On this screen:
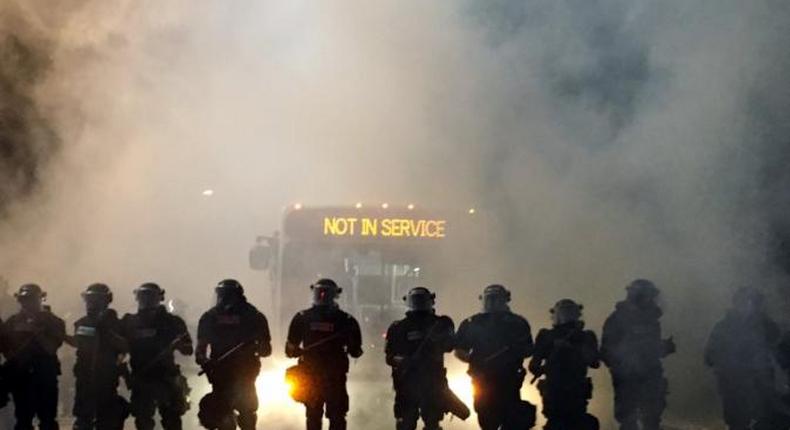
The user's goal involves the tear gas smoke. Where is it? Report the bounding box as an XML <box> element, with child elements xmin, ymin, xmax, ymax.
<box><xmin>1</xmin><ymin>0</ymin><xmax>790</xmax><ymax>428</ymax></box>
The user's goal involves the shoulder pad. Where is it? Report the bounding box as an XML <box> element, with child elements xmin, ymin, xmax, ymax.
<box><xmin>468</xmin><ymin>313</ymin><xmax>486</xmax><ymax>323</ymax></box>
<box><xmin>388</xmin><ymin>319</ymin><xmax>404</xmax><ymax>330</ymax></box>
<box><xmin>437</xmin><ymin>315</ymin><xmax>454</xmax><ymax>325</ymax></box>
<box><xmin>504</xmin><ymin>312</ymin><xmax>527</xmax><ymax>323</ymax></box>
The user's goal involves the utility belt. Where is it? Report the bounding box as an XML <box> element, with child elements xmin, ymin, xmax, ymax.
<box><xmin>131</xmin><ymin>363</ymin><xmax>182</xmax><ymax>380</ymax></box>
<box><xmin>470</xmin><ymin>366</ymin><xmax>526</xmax><ymax>385</ymax></box>
<box><xmin>537</xmin><ymin>377</ymin><xmax>593</xmax><ymax>400</ymax></box>
<box><xmin>393</xmin><ymin>366</ymin><xmax>447</xmax><ymax>391</ymax></box>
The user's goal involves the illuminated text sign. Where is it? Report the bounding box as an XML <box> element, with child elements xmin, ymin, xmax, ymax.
<box><xmin>323</xmin><ymin>217</ymin><xmax>446</xmax><ymax>239</ymax></box>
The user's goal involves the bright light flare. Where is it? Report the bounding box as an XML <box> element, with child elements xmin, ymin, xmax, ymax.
<box><xmin>407</xmin><ymin>203</ymin><xmax>415</xmax><ymax>210</ymax></box>
<box><xmin>254</xmin><ymin>362</ymin><xmax>301</xmax><ymax>413</ymax></box>
<box><xmin>448</xmin><ymin>372</ymin><xmax>475</xmax><ymax>407</ymax></box>
<box><xmin>202</xmin><ymin>189</ymin><xmax>214</xmax><ymax>197</ymax></box>
<box><xmin>381</xmin><ymin>203</ymin><xmax>389</xmax><ymax>209</ymax></box>
<box><xmin>355</xmin><ymin>202</ymin><xmax>363</xmax><ymax>209</ymax></box>
<box><xmin>293</xmin><ymin>203</ymin><xmax>303</xmax><ymax>210</ymax></box>
<box><xmin>468</xmin><ymin>208</ymin><xmax>476</xmax><ymax>215</ymax></box>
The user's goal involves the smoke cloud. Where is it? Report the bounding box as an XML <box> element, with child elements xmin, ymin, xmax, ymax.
<box><xmin>1</xmin><ymin>0</ymin><xmax>790</xmax><ymax>428</ymax></box>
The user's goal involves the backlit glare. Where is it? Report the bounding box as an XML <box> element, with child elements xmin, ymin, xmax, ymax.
<box><xmin>255</xmin><ymin>362</ymin><xmax>302</xmax><ymax>416</ymax></box>
<box><xmin>448</xmin><ymin>372</ymin><xmax>475</xmax><ymax>407</ymax></box>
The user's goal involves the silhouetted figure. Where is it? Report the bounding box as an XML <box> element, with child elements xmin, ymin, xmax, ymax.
<box><xmin>386</xmin><ymin>287</ymin><xmax>456</xmax><ymax>430</ymax></box>
<box><xmin>122</xmin><ymin>283</ymin><xmax>193</xmax><ymax>430</ymax></box>
<box><xmin>706</xmin><ymin>287</ymin><xmax>780</xmax><ymax>430</ymax></box>
<box><xmin>601</xmin><ymin>279</ymin><xmax>676</xmax><ymax>430</ymax></box>
<box><xmin>196</xmin><ymin>279</ymin><xmax>272</xmax><ymax>430</ymax></box>
<box><xmin>0</xmin><ymin>316</ymin><xmax>9</xmax><ymax>410</ymax></box>
<box><xmin>67</xmin><ymin>283</ymin><xmax>129</xmax><ymax>430</ymax></box>
<box><xmin>286</xmin><ymin>278</ymin><xmax>363</xmax><ymax>430</ymax></box>
<box><xmin>530</xmin><ymin>299</ymin><xmax>600</xmax><ymax>430</ymax></box>
<box><xmin>3</xmin><ymin>284</ymin><xmax>66</xmax><ymax>430</ymax></box>
<box><xmin>455</xmin><ymin>284</ymin><xmax>536</xmax><ymax>430</ymax></box>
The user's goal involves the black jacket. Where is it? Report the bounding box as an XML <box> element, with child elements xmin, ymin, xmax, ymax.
<box><xmin>286</xmin><ymin>305</ymin><xmax>363</xmax><ymax>375</ymax></box>
<box><xmin>706</xmin><ymin>310</ymin><xmax>779</xmax><ymax>376</ymax></box>
<box><xmin>3</xmin><ymin>308</ymin><xmax>65</xmax><ymax>376</ymax></box>
<box><xmin>601</xmin><ymin>301</ymin><xmax>670</xmax><ymax>377</ymax></box>
<box><xmin>72</xmin><ymin>309</ymin><xmax>127</xmax><ymax>379</ymax></box>
<box><xmin>529</xmin><ymin>322</ymin><xmax>599</xmax><ymax>383</ymax></box>
<box><xmin>197</xmin><ymin>300</ymin><xmax>271</xmax><ymax>375</ymax></box>
<box><xmin>123</xmin><ymin>306</ymin><xmax>192</xmax><ymax>377</ymax></box>
<box><xmin>455</xmin><ymin>311</ymin><xmax>533</xmax><ymax>377</ymax></box>
<box><xmin>385</xmin><ymin>311</ymin><xmax>454</xmax><ymax>379</ymax></box>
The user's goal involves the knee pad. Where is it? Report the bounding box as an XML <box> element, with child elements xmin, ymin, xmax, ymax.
<box><xmin>328</xmin><ymin>416</ymin><xmax>347</xmax><ymax>430</ymax></box>
<box><xmin>198</xmin><ymin>392</ymin><xmax>234</xmax><ymax>430</ymax></box>
<box><xmin>237</xmin><ymin>412</ymin><xmax>257</xmax><ymax>430</ymax></box>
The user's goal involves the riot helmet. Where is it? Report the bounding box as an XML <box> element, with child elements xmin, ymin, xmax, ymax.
<box><xmin>311</xmin><ymin>278</ymin><xmax>341</xmax><ymax>307</ymax></box>
<box><xmin>480</xmin><ymin>284</ymin><xmax>511</xmax><ymax>313</ymax></box>
<box><xmin>215</xmin><ymin>279</ymin><xmax>245</xmax><ymax>310</ymax></box>
<box><xmin>15</xmin><ymin>283</ymin><xmax>45</xmax><ymax>312</ymax></box>
<box><xmin>82</xmin><ymin>283</ymin><xmax>112</xmax><ymax>316</ymax></box>
<box><xmin>551</xmin><ymin>299</ymin><xmax>583</xmax><ymax>326</ymax></box>
<box><xmin>403</xmin><ymin>287</ymin><xmax>436</xmax><ymax>313</ymax></box>
<box><xmin>626</xmin><ymin>279</ymin><xmax>660</xmax><ymax>308</ymax></box>
<box><xmin>135</xmin><ymin>282</ymin><xmax>165</xmax><ymax>311</ymax></box>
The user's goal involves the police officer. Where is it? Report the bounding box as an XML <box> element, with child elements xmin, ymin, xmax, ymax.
<box><xmin>385</xmin><ymin>287</ymin><xmax>455</xmax><ymax>430</ymax></box>
<box><xmin>455</xmin><ymin>284</ymin><xmax>535</xmax><ymax>430</ymax></box>
<box><xmin>706</xmin><ymin>287</ymin><xmax>780</xmax><ymax>430</ymax></box>
<box><xmin>3</xmin><ymin>283</ymin><xmax>66</xmax><ymax>430</ymax></box>
<box><xmin>285</xmin><ymin>278</ymin><xmax>363</xmax><ymax>430</ymax></box>
<box><xmin>68</xmin><ymin>283</ymin><xmax>129</xmax><ymax>430</ymax></box>
<box><xmin>601</xmin><ymin>279</ymin><xmax>676</xmax><ymax>430</ymax></box>
<box><xmin>196</xmin><ymin>279</ymin><xmax>271</xmax><ymax>430</ymax></box>
<box><xmin>122</xmin><ymin>283</ymin><xmax>193</xmax><ymax>430</ymax></box>
<box><xmin>529</xmin><ymin>299</ymin><xmax>600</xmax><ymax>430</ymax></box>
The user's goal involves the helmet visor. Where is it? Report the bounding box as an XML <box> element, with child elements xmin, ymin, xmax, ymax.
<box><xmin>136</xmin><ymin>289</ymin><xmax>161</xmax><ymax>310</ymax></box>
<box><xmin>312</xmin><ymin>286</ymin><xmax>337</xmax><ymax>306</ymax></box>
<box><xmin>406</xmin><ymin>293</ymin><xmax>434</xmax><ymax>312</ymax></box>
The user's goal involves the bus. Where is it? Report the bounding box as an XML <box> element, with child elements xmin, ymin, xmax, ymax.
<box><xmin>249</xmin><ymin>203</ymin><xmax>490</xmax><ymax>349</ymax></box>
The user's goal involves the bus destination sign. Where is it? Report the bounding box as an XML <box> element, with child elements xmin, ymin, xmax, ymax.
<box><xmin>323</xmin><ymin>216</ymin><xmax>446</xmax><ymax>238</ymax></box>
<box><xmin>283</xmin><ymin>207</ymin><xmax>450</xmax><ymax>242</ymax></box>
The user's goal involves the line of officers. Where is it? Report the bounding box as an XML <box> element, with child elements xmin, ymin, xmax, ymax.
<box><xmin>0</xmin><ymin>278</ymin><xmax>786</xmax><ymax>430</ymax></box>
